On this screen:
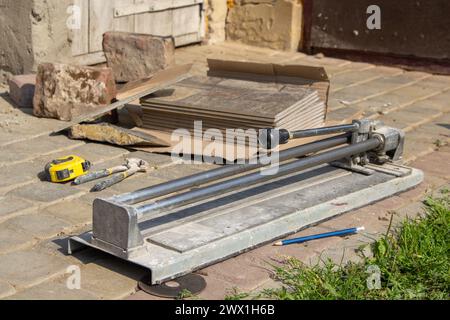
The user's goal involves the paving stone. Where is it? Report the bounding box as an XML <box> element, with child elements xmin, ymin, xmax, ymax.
<box><xmin>77</xmin><ymin>261</ymin><xmax>141</xmax><ymax>300</ymax></box>
<box><xmin>421</xmin><ymin>91</ymin><xmax>450</xmax><ymax>112</ymax></box>
<box><xmin>127</xmin><ymin>151</ymin><xmax>174</xmax><ymax>167</ymax></box>
<box><xmin>332</xmin><ymin>73</ymin><xmax>428</xmax><ymax>104</ymax></box>
<box><xmin>148</xmin><ymin>163</ymin><xmax>216</xmax><ymax>181</ymax></box>
<box><xmin>0</xmin><ymin>195</ymin><xmax>33</xmax><ymax>220</ymax></box>
<box><xmin>3</xmin><ymin>213</ymin><xmax>70</xmax><ymax>240</ymax></box>
<box><xmin>0</xmin><ymin>161</ymin><xmax>44</xmax><ymax>193</ymax></box>
<box><xmin>0</xmin><ymin>134</ymin><xmax>84</xmax><ymax>165</ymax></box>
<box><xmin>398</xmin><ymin>181</ymin><xmax>432</xmax><ymax>202</ymax></box>
<box><xmin>387</xmin><ymin>84</ymin><xmax>441</xmax><ymax>102</ymax></box>
<box><xmin>40</xmin><ymin>199</ymin><xmax>92</xmax><ymax>226</ymax></box>
<box><xmin>78</xmin><ymin>189</ymin><xmax>116</xmax><ymax>205</ymax></box>
<box><xmin>310</xmin><ymin>246</ymin><xmax>363</xmax><ymax>266</ymax></box>
<box><xmin>249</xmin><ymin>238</ymin><xmax>319</xmax><ymax>268</ymax></box>
<box><xmin>6</xmin><ymin>277</ymin><xmax>98</xmax><ymax>300</ymax></box>
<box><xmin>8</xmin><ymin>181</ymin><xmax>83</xmax><ymax>204</ymax></box>
<box><xmin>415</xmin><ymin>76</ymin><xmax>450</xmax><ymax>91</ymax></box>
<box><xmin>201</xmin><ymin>254</ymin><xmax>273</xmax><ymax>291</ymax></box>
<box><xmin>410</xmin><ymin>150</ymin><xmax>450</xmax><ymax>179</ymax></box>
<box><xmin>391</xmin><ymin>201</ymin><xmax>425</xmax><ymax>225</ymax></box>
<box><xmin>108</xmin><ymin>175</ymin><xmax>167</xmax><ymax>194</ymax></box>
<box><xmin>326</xmin><ymin>106</ymin><xmax>363</xmax><ymax>123</ymax></box>
<box><xmin>0</xmin><ymin>249</ymin><xmax>70</xmax><ymax>289</ymax></box>
<box><xmin>377</xmin><ymin>109</ymin><xmax>434</xmax><ymax>131</ymax></box>
<box><xmin>0</xmin><ymin>280</ymin><xmax>16</xmax><ymax>299</ymax></box>
<box><xmin>51</xmin><ymin>142</ymin><xmax>129</xmax><ymax>165</ymax></box>
<box><xmin>126</xmin><ymin>290</ymin><xmax>169</xmax><ymax>300</ymax></box>
<box><xmin>330</xmin><ymin>69</ymin><xmax>390</xmax><ymax>91</ymax></box>
<box><xmin>197</xmin><ymin>276</ymin><xmax>238</xmax><ymax>300</ymax></box>
<box><xmin>403</xmin><ymin>134</ymin><xmax>435</xmax><ymax>162</ymax></box>
<box><xmin>0</xmin><ymin>226</ymin><xmax>37</xmax><ymax>254</ymax></box>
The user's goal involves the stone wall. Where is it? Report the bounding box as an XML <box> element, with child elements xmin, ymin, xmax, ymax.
<box><xmin>205</xmin><ymin>0</ymin><xmax>229</xmax><ymax>44</ymax></box>
<box><xmin>0</xmin><ymin>0</ymin><xmax>34</xmax><ymax>83</ymax></box>
<box><xmin>226</xmin><ymin>0</ymin><xmax>303</xmax><ymax>51</ymax></box>
<box><xmin>0</xmin><ymin>0</ymin><xmax>84</xmax><ymax>84</ymax></box>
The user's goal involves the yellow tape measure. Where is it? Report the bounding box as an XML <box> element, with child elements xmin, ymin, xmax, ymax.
<box><xmin>45</xmin><ymin>155</ymin><xmax>91</xmax><ymax>183</ymax></box>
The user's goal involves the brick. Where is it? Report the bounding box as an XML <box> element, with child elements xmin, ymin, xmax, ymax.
<box><xmin>0</xmin><ymin>280</ymin><xmax>16</xmax><ymax>299</ymax></box>
<box><xmin>8</xmin><ymin>74</ymin><xmax>36</xmax><ymax>108</ymax></box>
<box><xmin>7</xmin><ymin>181</ymin><xmax>83</xmax><ymax>203</ymax></box>
<box><xmin>103</xmin><ymin>32</ymin><xmax>175</xmax><ymax>82</ymax></box>
<box><xmin>0</xmin><ymin>249</ymin><xmax>69</xmax><ymax>289</ymax></box>
<box><xmin>6</xmin><ymin>277</ymin><xmax>98</xmax><ymax>300</ymax></box>
<box><xmin>33</xmin><ymin>63</ymin><xmax>117</xmax><ymax>121</ymax></box>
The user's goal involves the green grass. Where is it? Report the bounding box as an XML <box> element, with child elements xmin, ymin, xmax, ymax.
<box><xmin>263</xmin><ymin>190</ymin><xmax>450</xmax><ymax>300</ymax></box>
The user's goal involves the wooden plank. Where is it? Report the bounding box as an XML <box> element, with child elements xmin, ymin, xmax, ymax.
<box><xmin>89</xmin><ymin>0</ymin><xmax>135</xmax><ymax>53</ymax></box>
<box><xmin>172</xmin><ymin>5</ymin><xmax>200</xmax><ymax>37</ymax></box>
<box><xmin>135</xmin><ymin>4</ymin><xmax>173</xmax><ymax>37</ymax></box>
<box><xmin>70</xmin><ymin>0</ymin><xmax>89</xmax><ymax>56</ymax></box>
<box><xmin>52</xmin><ymin>64</ymin><xmax>193</xmax><ymax>134</ymax></box>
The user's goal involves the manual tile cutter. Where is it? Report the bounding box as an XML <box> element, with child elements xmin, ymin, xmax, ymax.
<box><xmin>68</xmin><ymin>119</ymin><xmax>423</xmax><ymax>284</ymax></box>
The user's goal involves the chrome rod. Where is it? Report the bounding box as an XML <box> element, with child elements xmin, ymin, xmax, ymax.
<box><xmin>115</xmin><ymin>134</ymin><xmax>350</xmax><ymax>205</ymax></box>
<box><xmin>136</xmin><ymin>138</ymin><xmax>381</xmax><ymax>218</ymax></box>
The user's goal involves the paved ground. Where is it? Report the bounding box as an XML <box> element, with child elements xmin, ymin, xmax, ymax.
<box><xmin>0</xmin><ymin>41</ymin><xmax>449</xmax><ymax>300</ymax></box>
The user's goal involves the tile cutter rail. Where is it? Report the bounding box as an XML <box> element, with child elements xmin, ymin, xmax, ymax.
<box><xmin>69</xmin><ymin>119</ymin><xmax>423</xmax><ymax>284</ymax></box>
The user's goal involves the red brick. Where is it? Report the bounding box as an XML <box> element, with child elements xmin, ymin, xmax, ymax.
<box><xmin>8</xmin><ymin>74</ymin><xmax>36</xmax><ymax>108</ymax></box>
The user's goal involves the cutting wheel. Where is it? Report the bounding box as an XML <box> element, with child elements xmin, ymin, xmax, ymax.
<box><xmin>138</xmin><ymin>273</ymin><xmax>207</xmax><ymax>298</ymax></box>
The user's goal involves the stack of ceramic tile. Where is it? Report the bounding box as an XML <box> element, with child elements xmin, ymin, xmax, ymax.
<box><xmin>140</xmin><ymin>76</ymin><xmax>326</xmax><ymax>145</ymax></box>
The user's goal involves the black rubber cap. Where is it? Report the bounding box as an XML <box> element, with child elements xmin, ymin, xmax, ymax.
<box><xmin>258</xmin><ymin>128</ymin><xmax>290</xmax><ymax>149</ymax></box>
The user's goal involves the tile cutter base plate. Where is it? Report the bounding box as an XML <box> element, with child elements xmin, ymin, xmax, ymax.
<box><xmin>69</xmin><ymin>163</ymin><xmax>423</xmax><ymax>284</ymax></box>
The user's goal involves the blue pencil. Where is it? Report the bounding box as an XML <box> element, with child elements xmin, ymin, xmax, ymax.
<box><xmin>274</xmin><ymin>226</ymin><xmax>365</xmax><ymax>246</ymax></box>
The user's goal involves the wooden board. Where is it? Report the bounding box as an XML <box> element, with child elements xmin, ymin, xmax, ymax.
<box><xmin>71</xmin><ymin>0</ymin><xmax>89</xmax><ymax>56</ymax></box>
<box><xmin>89</xmin><ymin>0</ymin><xmax>135</xmax><ymax>52</ymax></box>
